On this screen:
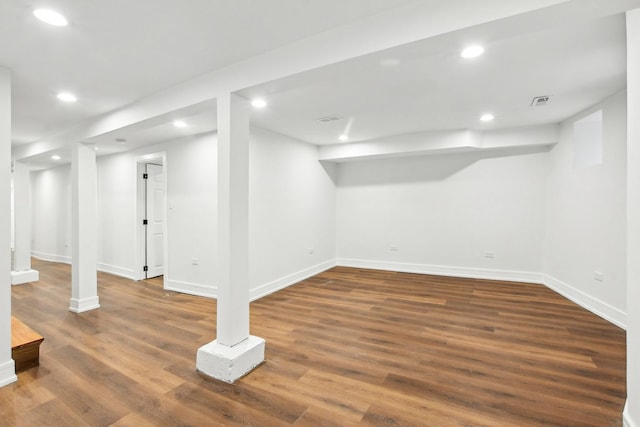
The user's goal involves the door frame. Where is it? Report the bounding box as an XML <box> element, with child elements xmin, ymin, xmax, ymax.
<box><xmin>134</xmin><ymin>152</ymin><xmax>168</xmax><ymax>283</ymax></box>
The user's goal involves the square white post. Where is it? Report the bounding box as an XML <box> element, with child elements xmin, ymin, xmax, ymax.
<box><xmin>196</xmin><ymin>93</ymin><xmax>264</xmax><ymax>383</ymax></box>
<box><xmin>0</xmin><ymin>67</ymin><xmax>16</xmax><ymax>387</ymax></box>
<box><xmin>69</xmin><ymin>143</ymin><xmax>100</xmax><ymax>313</ymax></box>
<box><xmin>625</xmin><ymin>9</ymin><xmax>640</xmax><ymax>427</ymax></box>
<box><xmin>11</xmin><ymin>161</ymin><xmax>38</xmax><ymax>285</ymax></box>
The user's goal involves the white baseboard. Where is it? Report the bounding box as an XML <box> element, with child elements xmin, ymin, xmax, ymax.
<box><xmin>337</xmin><ymin>258</ymin><xmax>544</xmax><ymax>284</ymax></box>
<box><xmin>0</xmin><ymin>360</ymin><xmax>17</xmax><ymax>388</ymax></box>
<box><xmin>32</xmin><ymin>251</ymin><xmax>71</xmax><ymax>264</ymax></box>
<box><xmin>337</xmin><ymin>258</ymin><xmax>627</xmax><ymax>329</ymax></box>
<box><xmin>624</xmin><ymin>402</ymin><xmax>637</xmax><ymax>427</ymax></box>
<box><xmin>165</xmin><ymin>279</ymin><xmax>217</xmax><ymax>299</ymax></box>
<box><xmin>97</xmin><ymin>263</ymin><xmax>135</xmax><ymax>280</ymax></box>
<box><xmin>165</xmin><ymin>259</ymin><xmax>336</xmax><ymax>301</ymax></box>
<box><xmin>542</xmin><ymin>274</ymin><xmax>627</xmax><ymax>329</ymax></box>
<box><xmin>69</xmin><ymin>296</ymin><xmax>100</xmax><ymax>313</ymax></box>
<box><xmin>11</xmin><ymin>269</ymin><xmax>39</xmax><ymax>285</ymax></box>
<box><xmin>250</xmin><ymin>259</ymin><xmax>337</xmax><ymax>301</ymax></box>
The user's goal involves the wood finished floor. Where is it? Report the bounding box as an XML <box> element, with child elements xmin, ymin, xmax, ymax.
<box><xmin>0</xmin><ymin>258</ymin><xmax>626</xmax><ymax>426</ymax></box>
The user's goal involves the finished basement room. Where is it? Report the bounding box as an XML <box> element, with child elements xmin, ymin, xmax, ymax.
<box><xmin>2</xmin><ymin>1</ymin><xmax>640</xmax><ymax>426</ymax></box>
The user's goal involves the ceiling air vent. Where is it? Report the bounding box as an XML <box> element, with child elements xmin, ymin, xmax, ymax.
<box><xmin>531</xmin><ymin>96</ymin><xmax>550</xmax><ymax>107</ymax></box>
<box><xmin>316</xmin><ymin>115</ymin><xmax>343</xmax><ymax>123</ymax></box>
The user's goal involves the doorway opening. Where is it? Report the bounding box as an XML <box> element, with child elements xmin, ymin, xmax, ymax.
<box><xmin>135</xmin><ymin>153</ymin><xmax>168</xmax><ymax>284</ymax></box>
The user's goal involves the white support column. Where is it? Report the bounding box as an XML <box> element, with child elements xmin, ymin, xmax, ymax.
<box><xmin>626</xmin><ymin>9</ymin><xmax>640</xmax><ymax>427</ymax></box>
<box><xmin>69</xmin><ymin>143</ymin><xmax>100</xmax><ymax>313</ymax></box>
<box><xmin>0</xmin><ymin>67</ymin><xmax>17</xmax><ymax>387</ymax></box>
<box><xmin>11</xmin><ymin>161</ymin><xmax>38</xmax><ymax>285</ymax></box>
<box><xmin>196</xmin><ymin>93</ymin><xmax>264</xmax><ymax>383</ymax></box>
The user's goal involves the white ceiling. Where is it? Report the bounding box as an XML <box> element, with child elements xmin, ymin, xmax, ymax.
<box><xmin>2</xmin><ymin>1</ymin><xmax>632</xmax><ymax>168</ymax></box>
<box><xmin>240</xmin><ymin>13</ymin><xmax>627</xmax><ymax>145</ymax></box>
<box><xmin>1</xmin><ymin>0</ymin><xmax>415</xmax><ymax>145</ymax></box>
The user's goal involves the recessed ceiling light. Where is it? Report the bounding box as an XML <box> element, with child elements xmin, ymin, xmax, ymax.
<box><xmin>173</xmin><ymin>120</ymin><xmax>187</xmax><ymax>128</ymax></box>
<box><xmin>57</xmin><ymin>92</ymin><xmax>77</xmax><ymax>103</ymax></box>
<box><xmin>461</xmin><ymin>45</ymin><xmax>485</xmax><ymax>59</ymax></box>
<box><xmin>33</xmin><ymin>9</ymin><xmax>68</xmax><ymax>26</ymax></box>
<box><xmin>339</xmin><ymin>134</ymin><xmax>349</xmax><ymax>142</ymax></box>
<box><xmin>51</xmin><ymin>155</ymin><xmax>61</xmax><ymax>160</ymax></box>
<box><xmin>251</xmin><ymin>98</ymin><xmax>267</xmax><ymax>109</ymax></box>
<box><xmin>480</xmin><ymin>113</ymin><xmax>495</xmax><ymax>122</ymax></box>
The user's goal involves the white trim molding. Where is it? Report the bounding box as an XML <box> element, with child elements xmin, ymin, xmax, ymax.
<box><xmin>542</xmin><ymin>274</ymin><xmax>627</xmax><ymax>329</ymax></box>
<box><xmin>165</xmin><ymin>279</ymin><xmax>217</xmax><ymax>299</ymax></box>
<box><xmin>250</xmin><ymin>259</ymin><xmax>337</xmax><ymax>301</ymax></box>
<box><xmin>0</xmin><ymin>360</ymin><xmax>17</xmax><ymax>388</ymax></box>
<box><xmin>97</xmin><ymin>263</ymin><xmax>135</xmax><ymax>280</ymax></box>
<box><xmin>32</xmin><ymin>251</ymin><xmax>71</xmax><ymax>264</ymax></box>
<box><xmin>624</xmin><ymin>399</ymin><xmax>637</xmax><ymax>427</ymax></box>
<box><xmin>11</xmin><ymin>269</ymin><xmax>39</xmax><ymax>285</ymax></box>
<box><xmin>337</xmin><ymin>258</ymin><xmax>544</xmax><ymax>284</ymax></box>
<box><xmin>69</xmin><ymin>296</ymin><xmax>100</xmax><ymax>313</ymax></box>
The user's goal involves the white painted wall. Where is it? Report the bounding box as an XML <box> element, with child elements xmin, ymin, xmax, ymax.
<box><xmin>31</xmin><ymin>165</ymin><xmax>72</xmax><ymax>262</ymax></box>
<box><xmin>249</xmin><ymin>127</ymin><xmax>337</xmax><ymax>299</ymax></box>
<box><xmin>336</xmin><ymin>147</ymin><xmax>548</xmax><ymax>280</ymax></box>
<box><xmin>31</xmin><ymin>128</ymin><xmax>336</xmax><ymax>300</ymax></box>
<box><xmin>96</xmin><ymin>152</ymin><xmax>136</xmax><ymax>278</ymax></box>
<box><xmin>96</xmin><ymin>134</ymin><xmax>217</xmax><ymax>291</ymax></box>
<box><xmin>165</xmin><ymin>134</ymin><xmax>217</xmax><ymax>295</ymax></box>
<box><xmin>625</xmin><ymin>9</ymin><xmax>640</xmax><ymax>427</ymax></box>
<box><xmin>542</xmin><ymin>90</ymin><xmax>627</xmax><ymax>327</ymax></box>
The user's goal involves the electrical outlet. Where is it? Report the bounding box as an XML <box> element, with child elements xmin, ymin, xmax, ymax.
<box><xmin>390</xmin><ymin>245</ymin><xmax>398</xmax><ymax>252</ymax></box>
<box><xmin>191</xmin><ymin>258</ymin><xmax>199</xmax><ymax>266</ymax></box>
<box><xmin>594</xmin><ymin>271</ymin><xmax>604</xmax><ymax>282</ymax></box>
<box><xmin>484</xmin><ymin>251</ymin><xmax>495</xmax><ymax>259</ymax></box>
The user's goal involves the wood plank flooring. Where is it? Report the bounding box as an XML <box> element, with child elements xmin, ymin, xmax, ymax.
<box><xmin>0</xmin><ymin>258</ymin><xmax>626</xmax><ymax>426</ymax></box>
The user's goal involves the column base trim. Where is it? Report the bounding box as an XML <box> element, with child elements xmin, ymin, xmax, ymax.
<box><xmin>0</xmin><ymin>360</ymin><xmax>17</xmax><ymax>388</ymax></box>
<box><xmin>69</xmin><ymin>297</ymin><xmax>100</xmax><ymax>313</ymax></box>
<box><xmin>11</xmin><ymin>269</ymin><xmax>39</xmax><ymax>285</ymax></box>
<box><xmin>196</xmin><ymin>335</ymin><xmax>265</xmax><ymax>383</ymax></box>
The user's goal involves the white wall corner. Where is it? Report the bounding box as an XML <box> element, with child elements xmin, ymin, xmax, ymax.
<box><xmin>164</xmin><ymin>279</ymin><xmax>217</xmax><ymax>299</ymax></box>
<box><xmin>11</xmin><ymin>269</ymin><xmax>39</xmax><ymax>285</ymax></box>
<box><xmin>196</xmin><ymin>335</ymin><xmax>265</xmax><ymax>383</ymax></box>
<box><xmin>0</xmin><ymin>360</ymin><xmax>17</xmax><ymax>388</ymax></box>
<box><xmin>250</xmin><ymin>259</ymin><xmax>337</xmax><ymax>301</ymax></box>
<box><xmin>542</xmin><ymin>274</ymin><xmax>627</xmax><ymax>329</ymax></box>
<box><xmin>69</xmin><ymin>297</ymin><xmax>100</xmax><ymax>313</ymax></box>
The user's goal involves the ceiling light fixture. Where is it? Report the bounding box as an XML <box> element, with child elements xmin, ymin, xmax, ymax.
<box><xmin>339</xmin><ymin>134</ymin><xmax>349</xmax><ymax>142</ymax></box>
<box><xmin>480</xmin><ymin>113</ymin><xmax>495</xmax><ymax>122</ymax></box>
<box><xmin>33</xmin><ymin>9</ymin><xmax>68</xmax><ymax>26</ymax></box>
<box><xmin>51</xmin><ymin>155</ymin><xmax>61</xmax><ymax>160</ymax></box>
<box><xmin>57</xmin><ymin>92</ymin><xmax>77</xmax><ymax>103</ymax></box>
<box><xmin>173</xmin><ymin>120</ymin><xmax>187</xmax><ymax>128</ymax></box>
<box><xmin>251</xmin><ymin>98</ymin><xmax>267</xmax><ymax>109</ymax></box>
<box><xmin>461</xmin><ymin>45</ymin><xmax>485</xmax><ymax>59</ymax></box>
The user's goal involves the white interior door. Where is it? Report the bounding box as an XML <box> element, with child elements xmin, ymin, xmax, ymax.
<box><xmin>145</xmin><ymin>163</ymin><xmax>165</xmax><ymax>279</ymax></box>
